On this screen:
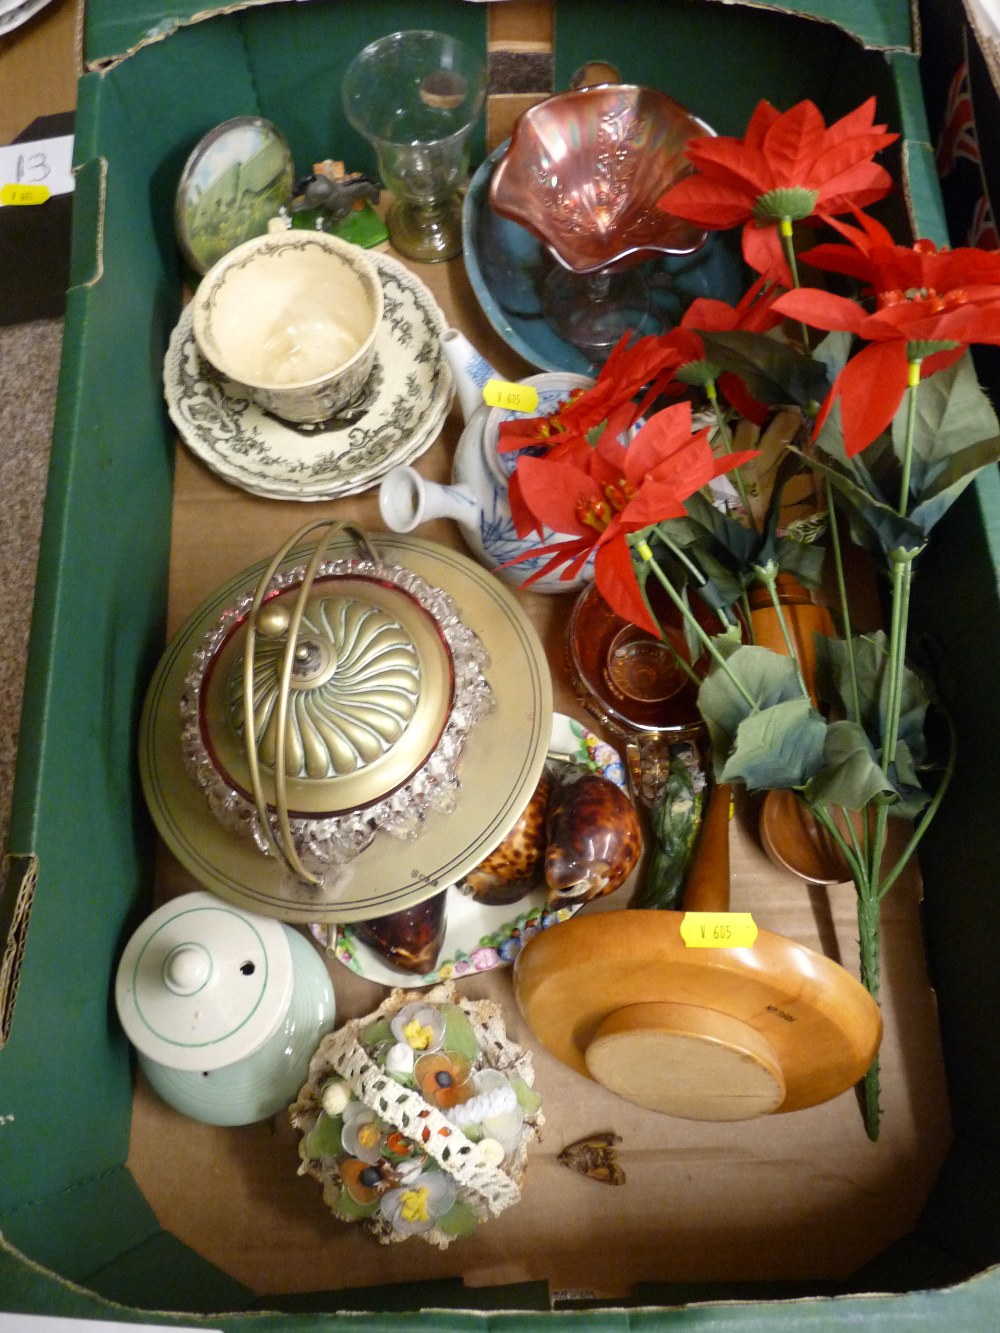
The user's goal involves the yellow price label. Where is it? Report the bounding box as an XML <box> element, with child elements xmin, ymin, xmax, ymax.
<box><xmin>1</xmin><ymin>183</ymin><xmax>50</xmax><ymax>206</ymax></box>
<box><xmin>680</xmin><ymin>912</ymin><xmax>758</xmax><ymax>949</ymax></box>
<box><xmin>482</xmin><ymin>378</ymin><xmax>540</xmax><ymax>414</ymax></box>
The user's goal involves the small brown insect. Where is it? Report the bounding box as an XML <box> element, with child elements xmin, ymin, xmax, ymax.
<box><xmin>558</xmin><ymin>1131</ymin><xmax>625</xmax><ymax>1186</ymax></box>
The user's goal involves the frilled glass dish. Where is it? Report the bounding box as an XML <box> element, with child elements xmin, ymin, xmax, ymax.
<box><xmin>139</xmin><ymin>526</ymin><xmax>553</xmax><ymax>924</ymax></box>
<box><xmin>182</xmin><ymin>553</ymin><xmax>494</xmax><ymax>877</ymax></box>
<box><xmin>488</xmin><ymin>84</ymin><xmax>713</xmax><ymax>276</ymax></box>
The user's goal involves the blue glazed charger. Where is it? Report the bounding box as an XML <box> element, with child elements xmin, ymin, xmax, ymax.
<box><xmin>462</xmin><ymin>141</ymin><xmax>748</xmax><ymax>376</ymax></box>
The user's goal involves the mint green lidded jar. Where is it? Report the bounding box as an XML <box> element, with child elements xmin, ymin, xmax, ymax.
<box><xmin>115</xmin><ymin>891</ymin><xmax>336</xmax><ymax>1125</ymax></box>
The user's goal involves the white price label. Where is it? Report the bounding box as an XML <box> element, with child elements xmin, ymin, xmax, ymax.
<box><xmin>0</xmin><ymin>134</ymin><xmax>74</xmax><ymax>205</ymax></box>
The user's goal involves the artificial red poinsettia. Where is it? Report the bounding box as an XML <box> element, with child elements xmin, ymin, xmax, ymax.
<box><xmin>500</xmin><ymin>334</ymin><xmax>691</xmax><ymax>538</ymax></box>
<box><xmin>512</xmin><ymin>401</ymin><xmax>758</xmax><ymax>630</ymax></box>
<box><xmin>773</xmin><ymin>208</ymin><xmax>1000</xmax><ymax>454</ymax></box>
<box><xmin>498</xmin><ymin>333</ymin><xmax>685</xmax><ymax>458</ymax></box>
<box><xmin>659</xmin><ymin>97</ymin><xmax>898</xmax><ymax>287</ymax></box>
<box><xmin>673</xmin><ymin>273</ymin><xmax>785</xmax><ymax>422</ymax></box>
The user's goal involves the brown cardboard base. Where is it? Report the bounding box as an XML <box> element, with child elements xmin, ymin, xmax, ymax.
<box><xmin>127</xmin><ymin>239</ymin><xmax>952</xmax><ymax>1302</ymax></box>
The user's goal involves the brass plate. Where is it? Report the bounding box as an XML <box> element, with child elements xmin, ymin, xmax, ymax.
<box><xmin>139</xmin><ymin>534</ymin><xmax>553</xmax><ymax>924</ymax></box>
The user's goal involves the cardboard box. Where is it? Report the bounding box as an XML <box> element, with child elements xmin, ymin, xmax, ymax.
<box><xmin>4</xmin><ymin>0</ymin><xmax>1000</xmax><ymax>1324</ymax></box>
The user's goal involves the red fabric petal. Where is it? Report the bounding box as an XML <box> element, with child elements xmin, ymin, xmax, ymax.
<box><xmin>813</xmin><ymin>161</ymin><xmax>894</xmax><ymax>213</ymax></box>
<box><xmin>822</xmin><ymin>97</ymin><xmax>881</xmax><ymax>145</ymax></box>
<box><xmin>922</xmin><ymin>344</ymin><xmax>968</xmax><ymax>378</ymax></box>
<box><xmin>836</xmin><ymin>340</ymin><xmax>910</xmax><ymax>456</ymax></box>
<box><xmin>795</xmin><ymin>239</ymin><xmax>877</xmax><ymax>284</ymax></box>
<box><xmin>742</xmin><ymin>222</ymin><xmax>791</xmax><ymax>286</ymax></box>
<box><xmin>594</xmin><ymin>538</ymin><xmax>658</xmax><ymax>634</ymax></box>
<box><xmin>772</xmin><ymin>287</ymin><xmax>868</xmax><ymax>334</ymax></box>
<box><xmin>761</xmin><ymin>100</ymin><xmax>826</xmax><ymax>187</ymax></box>
<box><xmin>720</xmin><ymin>370</ymin><xmax>770</xmax><ymax>425</ymax></box>
<box><xmin>681</xmin><ymin>297</ymin><xmax>739</xmax><ymax>332</ymax></box>
<box><xmin>658</xmin><ymin>175</ymin><xmax>755</xmax><ymax>228</ymax></box>
<box><xmin>743</xmin><ymin>100</ymin><xmax>782</xmax><ymax>151</ymax></box>
<box><xmin>515</xmin><ymin>457</ymin><xmax>597</xmax><ymax>536</ymax></box>
<box><xmin>621</xmin><ymin>403</ymin><xmax>695</xmax><ymax>482</ymax></box>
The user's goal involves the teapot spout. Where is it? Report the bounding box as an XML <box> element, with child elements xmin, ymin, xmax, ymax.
<box><xmin>379</xmin><ymin>465</ymin><xmax>481</xmax><ymax>536</ymax></box>
<box><xmin>441</xmin><ymin>328</ymin><xmax>500</xmax><ymax>424</ymax></box>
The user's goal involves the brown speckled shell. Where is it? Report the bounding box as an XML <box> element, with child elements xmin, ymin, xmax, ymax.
<box><xmin>462</xmin><ymin>769</ymin><xmax>553</xmax><ymax>906</ymax></box>
<box><xmin>351</xmin><ymin>890</ymin><xmax>448</xmax><ymax>975</ymax></box>
<box><xmin>544</xmin><ymin>768</ymin><xmax>641</xmax><ymax>904</ymax></box>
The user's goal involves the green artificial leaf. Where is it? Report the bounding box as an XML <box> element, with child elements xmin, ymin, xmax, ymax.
<box><xmin>719</xmin><ymin>696</ymin><xmax>828</xmax><ymax>790</ymax></box>
<box><xmin>510</xmin><ymin>1077</ymin><xmax>543</xmax><ymax>1116</ymax></box>
<box><xmin>891</xmin><ymin>738</ymin><xmax>921</xmax><ymax>789</ymax></box>
<box><xmin>436</xmin><ymin>1200</ymin><xmax>480</xmax><ymax>1238</ymax></box>
<box><xmin>797</xmin><ymin>449</ymin><xmax>925</xmax><ymax>558</ymax></box>
<box><xmin>669</xmin><ymin>494</ymin><xmax>759</xmax><ymax>572</ymax></box>
<box><xmin>301</xmin><ymin>1112</ymin><xmax>344</xmax><ymax>1160</ymax></box>
<box><xmin>362</xmin><ymin>1018</ymin><xmax>394</xmax><ymax>1049</ymax></box>
<box><xmin>814</xmin><ymin>631</ymin><xmax>930</xmax><ymax>764</ymax></box>
<box><xmin>334</xmin><ymin>1187</ymin><xmax>380</xmax><ymax>1221</ymax></box>
<box><xmin>894</xmin><ymin>353</ymin><xmax>1000</xmax><ymax>495</ymax></box>
<box><xmin>887</xmin><ymin>740</ymin><xmax>933</xmax><ymax>818</ymax></box>
<box><xmin>811</xmin><ymin>329</ymin><xmax>854</xmax><ymax>385</ymax></box>
<box><xmin>441</xmin><ymin>1004</ymin><xmax>480</xmax><ymax>1061</ymax></box>
<box><xmin>895</xmin><ymin>666</ymin><xmax>930</xmax><ymax>767</ymax></box>
<box><xmin>909</xmin><ymin>434</ymin><xmax>1000</xmax><ymax>535</ymax></box>
<box><xmin>698</xmin><ymin>644</ymin><xmax>805</xmax><ymax>740</ymax></box>
<box><xmin>775</xmin><ymin>534</ymin><xmax>826</xmax><ymax>589</ymax></box>
<box><xmin>804</xmin><ymin>719</ymin><xmax>894</xmax><ymax>810</ymax></box>
<box><xmin>698</xmin><ymin>329</ymin><xmax>832</xmax><ymax>409</ymax></box>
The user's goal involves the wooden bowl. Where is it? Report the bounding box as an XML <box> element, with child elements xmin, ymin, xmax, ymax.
<box><xmin>513</xmin><ymin>909</ymin><xmax>882</xmax><ymax>1121</ymax></box>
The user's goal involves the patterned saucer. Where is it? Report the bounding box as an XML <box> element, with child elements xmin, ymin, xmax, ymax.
<box><xmin>163</xmin><ymin>250</ymin><xmax>453</xmax><ymax>500</ymax></box>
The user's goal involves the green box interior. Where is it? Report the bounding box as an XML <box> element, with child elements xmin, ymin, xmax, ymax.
<box><xmin>4</xmin><ymin>0</ymin><xmax>1000</xmax><ymax>1324</ymax></box>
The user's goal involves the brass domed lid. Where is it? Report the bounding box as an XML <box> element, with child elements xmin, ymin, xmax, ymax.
<box><xmin>201</xmin><ymin>574</ymin><xmax>453</xmax><ymax>818</ymax></box>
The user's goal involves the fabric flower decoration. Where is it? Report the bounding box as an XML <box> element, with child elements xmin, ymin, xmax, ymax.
<box><xmin>340</xmin><ymin>1157</ymin><xmax>388</xmax><ymax>1206</ymax></box>
<box><xmin>414</xmin><ymin>1049</ymin><xmax>474</xmax><ymax>1110</ymax></box>
<box><xmin>659</xmin><ymin>97</ymin><xmax>898</xmax><ymax>286</ymax></box>
<box><xmin>379</xmin><ymin>1169</ymin><xmax>459</xmax><ymax>1237</ymax></box>
<box><xmin>772</xmin><ymin>207</ymin><xmax>1000</xmax><ymax>455</ymax></box>
<box><xmin>512</xmin><ymin>400</ymin><xmax>759</xmax><ymax>631</ymax></box>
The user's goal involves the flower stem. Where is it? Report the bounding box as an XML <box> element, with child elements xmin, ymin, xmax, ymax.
<box><xmin>779</xmin><ymin>216</ymin><xmax>811</xmax><ymax>349</ymax></box>
<box><xmin>824</xmin><ymin>476</ymin><xmax>862</xmax><ymax>725</ymax></box>
<box><xmin>637</xmin><ymin>541</ymin><xmax>757</xmax><ymax>708</ymax></box>
<box><xmin>899</xmin><ymin>361</ymin><xmax>922</xmax><ymax>513</ymax></box>
<box><xmin>752</xmin><ymin>563</ymin><xmax>810</xmax><ymax>699</ymax></box>
<box><xmin>705</xmin><ymin>380</ymin><xmax>756</xmax><ymax>524</ymax></box>
<box><xmin>857</xmin><ymin>886</ymin><xmax>883</xmax><ymax>1140</ymax></box>
<box><xmin>847</xmin><ymin>365</ymin><xmax>924</xmax><ymax>1142</ymax></box>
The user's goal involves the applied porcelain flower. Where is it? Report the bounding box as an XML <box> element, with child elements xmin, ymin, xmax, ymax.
<box><xmin>341</xmin><ymin>1102</ymin><xmax>385</xmax><ymax>1164</ymax></box>
<box><xmin>390</xmin><ymin>1002</ymin><xmax>446</xmax><ymax>1054</ymax></box>
<box><xmin>379</xmin><ymin>1169</ymin><xmax>459</xmax><ymax>1236</ymax></box>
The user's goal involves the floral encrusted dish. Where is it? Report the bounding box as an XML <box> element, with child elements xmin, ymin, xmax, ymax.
<box><xmin>314</xmin><ymin>714</ymin><xmax>627</xmax><ymax>987</ymax></box>
<box><xmin>290</xmin><ymin>983</ymin><xmax>543</xmax><ymax>1247</ymax></box>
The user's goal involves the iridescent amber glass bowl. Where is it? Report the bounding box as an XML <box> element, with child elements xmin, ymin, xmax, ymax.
<box><xmin>488</xmin><ymin>84</ymin><xmax>713</xmax><ymax>276</ymax></box>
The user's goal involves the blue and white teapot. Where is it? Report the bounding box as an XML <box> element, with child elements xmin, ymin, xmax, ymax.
<box><xmin>378</xmin><ymin>329</ymin><xmax>595</xmax><ymax>594</ymax></box>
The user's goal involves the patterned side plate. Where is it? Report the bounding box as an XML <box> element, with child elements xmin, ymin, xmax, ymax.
<box><xmin>163</xmin><ymin>250</ymin><xmax>454</xmax><ymax>500</ymax></box>
<box><xmin>314</xmin><ymin>714</ymin><xmax>628</xmax><ymax>988</ymax></box>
